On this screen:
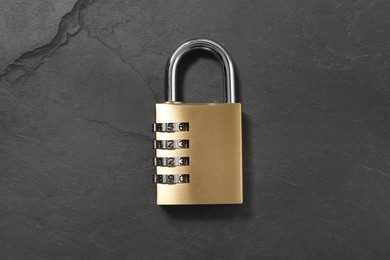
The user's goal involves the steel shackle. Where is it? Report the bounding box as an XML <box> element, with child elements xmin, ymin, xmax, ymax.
<box><xmin>166</xmin><ymin>38</ymin><xmax>236</xmax><ymax>103</ymax></box>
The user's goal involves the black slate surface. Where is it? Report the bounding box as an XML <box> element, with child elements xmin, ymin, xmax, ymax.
<box><xmin>1</xmin><ymin>0</ymin><xmax>390</xmax><ymax>259</ymax></box>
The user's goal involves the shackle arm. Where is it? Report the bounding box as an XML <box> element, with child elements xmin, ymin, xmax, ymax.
<box><xmin>166</xmin><ymin>38</ymin><xmax>236</xmax><ymax>103</ymax></box>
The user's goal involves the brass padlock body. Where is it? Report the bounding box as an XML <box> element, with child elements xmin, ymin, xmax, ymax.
<box><xmin>156</xmin><ymin>102</ymin><xmax>242</xmax><ymax>205</ymax></box>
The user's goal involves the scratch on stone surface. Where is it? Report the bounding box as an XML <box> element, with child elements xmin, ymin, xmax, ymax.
<box><xmin>342</xmin><ymin>199</ymin><xmax>370</xmax><ymax>212</ymax></box>
<box><xmin>277</xmin><ymin>176</ymin><xmax>301</xmax><ymax>190</ymax></box>
<box><xmin>0</xmin><ymin>0</ymin><xmax>92</xmax><ymax>83</ymax></box>
<box><xmin>85</xmin><ymin>119</ymin><xmax>152</xmax><ymax>140</ymax></box>
<box><xmin>358</xmin><ymin>164</ymin><xmax>389</xmax><ymax>177</ymax></box>
<box><xmin>83</xmin><ymin>28</ymin><xmax>158</xmax><ymax>102</ymax></box>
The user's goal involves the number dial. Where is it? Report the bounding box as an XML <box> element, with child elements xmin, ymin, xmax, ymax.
<box><xmin>154</xmin><ymin>174</ymin><xmax>190</xmax><ymax>184</ymax></box>
<box><xmin>153</xmin><ymin>157</ymin><xmax>190</xmax><ymax>167</ymax></box>
<box><xmin>153</xmin><ymin>140</ymin><xmax>189</xmax><ymax>150</ymax></box>
<box><xmin>152</xmin><ymin>122</ymin><xmax>189</xmax><ymax>132</ymax></box>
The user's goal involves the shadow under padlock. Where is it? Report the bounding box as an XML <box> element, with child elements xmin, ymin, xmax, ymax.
<box><xmin>152</xmin><ymin>38</ymin><xmax>244</xmax><ymax>205</ymax></box>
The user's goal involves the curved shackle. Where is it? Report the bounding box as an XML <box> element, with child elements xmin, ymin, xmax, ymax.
<box><xmin>167</xmin><ymin>38</ymin><xmax>236</xmax><ymax>103</ymax></box>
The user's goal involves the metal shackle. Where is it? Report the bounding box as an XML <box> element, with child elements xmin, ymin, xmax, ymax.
<box><xmin>167</xmin><ymin>38</ymin><xmax>236</xmax><ymax>103</ymax></box>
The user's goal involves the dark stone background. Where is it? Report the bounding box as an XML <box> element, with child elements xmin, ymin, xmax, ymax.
<box><xmin>1</xmin><ymin>0</ymin><xmax>389</xmax><ymax>259</ymax></box>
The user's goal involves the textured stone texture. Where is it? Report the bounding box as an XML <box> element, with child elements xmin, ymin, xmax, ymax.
<box><xmin>0</xmin><ymin>0</ymin><xmax>79</xmax><ymax>73</ymax></box>
<box><xmin>1</xmin><ymin>0</ymin><xmax>390</xmax><ymax>259</ymax></box>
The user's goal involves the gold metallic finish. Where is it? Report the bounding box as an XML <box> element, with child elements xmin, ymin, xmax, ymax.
<box><xmin>155</xmin><ymin>102</ymin><xmax>242</xmax><ymax>205</ymax></box>
<box><xmin>154</xmin><ymin>38</ymin><xmax>242</xmax><ymax>205</ymax></box>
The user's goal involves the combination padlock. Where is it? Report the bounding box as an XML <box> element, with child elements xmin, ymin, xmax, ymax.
<box><xmin>152</xmin><ymin>39</ymin><xmax>242</xmax><ymax>205</ymax></box>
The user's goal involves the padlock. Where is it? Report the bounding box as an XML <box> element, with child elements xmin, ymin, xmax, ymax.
<box><xmin>152</xmin><ymin>39</ymin><xmax>242</xmax><ymax>205</ymax></box>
